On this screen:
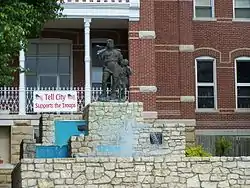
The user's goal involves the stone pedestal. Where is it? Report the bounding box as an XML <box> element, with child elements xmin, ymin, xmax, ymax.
<box><xmin>75</xmin><ymin>102</ymin><xmax>144</xmax><ymax>156</ymax></box>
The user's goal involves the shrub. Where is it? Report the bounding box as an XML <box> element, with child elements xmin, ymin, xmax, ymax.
<box><xmin>185</xmin><ymin>145</ymin><xmax>211</xmax><ymax>157</ymax></box>
<box><xmin>215</xmin><ymin>136</ymin><xmax>232</xmax><ymax>156</ymax></box>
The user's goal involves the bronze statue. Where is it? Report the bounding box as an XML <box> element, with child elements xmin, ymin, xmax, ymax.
<box><xmin>97</xmin><ymin>39</ymin><xmax>123</xmax><ymax>101</ymax></box>
<box><xmin>119</xmin><ymin>59</ymin><xmax>132</xmax><ymax>101</ymax></box>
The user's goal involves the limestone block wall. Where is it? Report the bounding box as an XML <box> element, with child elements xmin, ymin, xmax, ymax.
<box><xmin>84</xmin><ymin>102</ymin><xmax>144</xmax><ymax>123</ymax></box>
<box><xmin>180</xmin><ymin>120</ymin><xmax>196</xmax><ymax>147</ymax></box>
<box><xmin>41</xmin><ymin>103</ymin><xmax>195</xmax><ymax>150</ymax></box>
<box><xmin>145</xmin><ymin>119</ymin><xmax>196</xmax><ymax>147</ymax></box>
<box><xmin>136</xmin><ymin>120</ymin><xmax>185</xmax><ymax>156</ymax></box>
<box><xmin>20</xmin><ymin>139</ymin><xmax>36</xmax><ymax>159</ymax></box>
<box><xmin>69</xmin><ymin>135</ymin><xmax>87</xmax><ymax>156</ymax></box>
<box><xmin>69</xmin><ymin>121</ymin><xmax>185</xmax><ymax>157</ymax></box>
<box><xmin>11</xmin><ymin>120</ymin><xmax>34</xmax><ymax>164</ymax></box>
<box><xmin>41</xmin><ymin>103</ymin><xmax>143</xmax><ymax>145</ymax></box>
<box><xmin>0</xmin><ymin>164</ymin><xmax>14</xmax><ymax>188</ymax></box>
<box><xmin>41</xmin><ymin>114</ymin><xmax>82</xmax><ymax>144</ymax></box>
<box><xmin>14</xmin><ymin>157</ymin><xmax>250</xmax><ymax>188</ymax></box>
<box><xmin>185</xmin><ymin>124</ymin><xmax>196</xmax><ymax>147</ymax></box>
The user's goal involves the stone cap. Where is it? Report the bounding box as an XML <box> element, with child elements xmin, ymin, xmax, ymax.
<box><xmin>21</xmin><ymin>156</ymin><xmax>250</xmax><ymax>164</ymax></box>
<box><xmin>90</xmin><ymin>102</ymin><xmax>143</xmax><ymax>107</ymax></box>
<box><xmin>0</xmin><ymin>164</ymin><xmax>14</xmax><ymax>169</ymax></box>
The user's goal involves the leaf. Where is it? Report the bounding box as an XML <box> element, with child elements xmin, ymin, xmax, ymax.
<box><xmin>0</xmin><ymin>0</ymin><xmax>63</xmax><ymax>86</ymax></box>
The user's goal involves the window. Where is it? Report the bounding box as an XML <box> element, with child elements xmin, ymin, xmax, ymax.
<box><xmin>195</xmin><ymin>57</ymin><xmax>217</xmax><ymax>109</ymax></box>
<box><xmin>92</xmin><ymin>67</ymin><xmax>103</xmax><ymax>88</ymax></box>
<box><xmin>235</xmin><ymin>57</ymin><xmax>250</xmax><ymax>108</ymax></box>
<box><xmin>234</xmin><ymin>0</ymin><xmax>250</xmax><ymax>19</ymax></box>
<box><xmin>25</xmin><ymin>40</ymin><xmax>72</xmax><ymax>88</ymax></box>
<box><xmin>194</xmin><ymin>0</ymin><xmax>214</xmax><ymax>18</ymax></box>
<box><xmin>91</xmin><ymin>42</ymin><xmax>111</xmax><ymax>88</ymax></box>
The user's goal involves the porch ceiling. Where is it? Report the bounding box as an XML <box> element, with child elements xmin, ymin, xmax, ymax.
<box><xmin>44</xmin><ymin>18</ymin><xmax>128</xmax><ymax>29</ymax></box>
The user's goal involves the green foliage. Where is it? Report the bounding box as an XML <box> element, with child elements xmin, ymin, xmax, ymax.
<box><xmin>215</xmin><ymin>136</ymin><xmax>232</xmax><ymax>156</ymax></box>
<box><xmin>0</xmin><ymin>0</ymin><xmax>63</xmax><ymax>86</ymax></box>
<box><xmin>185</xmin><ymin>145</ymin><xmax>212</xmax><ymax>157</ymax></box>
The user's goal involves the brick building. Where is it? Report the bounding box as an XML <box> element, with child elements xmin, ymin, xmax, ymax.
<box><xmin>152</xmin><ymin>0</ymin><xmax>250</xmax><ymax>133</ymax></box>
<box><xmin>1</xmin><ymin>0</ymin><xmax>250</xmax><ymax>162</ymax></box>
<box><xmin>9</xmin><ymin>0</ymin><xmax>250</xmax><ymax>126</ymax></box>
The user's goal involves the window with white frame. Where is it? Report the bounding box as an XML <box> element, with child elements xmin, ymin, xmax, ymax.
<box><xmin>195</xmin><ymin>57</ymin><xmax>217</xmax><ymax>109</ymax></box>
<box><xmin>236</xmin><ymin>57</ymin><xmax>250</xmax><ymax>108</ymax></box>
<box><xmin>25</xmin><ymin>40</ymin><xmax>72</xmax><ymax>88</ymax></box>
<box><xmin>234</xmin><ymin>0</ymin><xmax>250</xmax><ymax>19</ymax></box>
<box><xmin>194</xmin><ymin>0</ymin><xmax>214</xmax><ymax>18</ymax></box>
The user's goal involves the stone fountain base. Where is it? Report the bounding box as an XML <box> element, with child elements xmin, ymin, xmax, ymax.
<box><xmin>69</xmin><ymin>102</ymin><xmax>185</xmax><ymax>157</ymax></box>
<box><xmin>70</xmin><ymin>102</ymin><xmax>144</xmax><ymax>157</ymax></box>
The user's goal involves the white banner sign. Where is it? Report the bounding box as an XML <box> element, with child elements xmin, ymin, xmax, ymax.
<box><xmin>33</xmin><ymin>90</ymin><xmax>78</xmax><ymax>112</ymax></box>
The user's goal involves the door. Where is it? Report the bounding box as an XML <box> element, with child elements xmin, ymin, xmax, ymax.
<box><xmin>0</xmin><ymin>127</ymin><xmax>10</xmax><ymax>163</ymax></box>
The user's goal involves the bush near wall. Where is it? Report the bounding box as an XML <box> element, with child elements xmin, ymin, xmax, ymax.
<box><xmin>185</xmin><ymin>145</ymin><xmax>211</xmax><ymax>157</ymax></box>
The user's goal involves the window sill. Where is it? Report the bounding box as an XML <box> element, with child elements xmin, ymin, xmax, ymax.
<box><xmin>235</xmin><ymin>109</ymin><xmax>250</xmax><ymax>113</ymax></box>
<box><xmin>193</xmin><ymin>18</ymin><xmax>217</xmax><ymax>22</ymax></box>
<box><xmin>195</xmin><ymin>109</ymin><xmax>219</xmax><ymax>113</ymax></box>
<box><xmin>232</xmin><ymin>18</ymin><xmax>250</xmax><ymax>22</ymax></box>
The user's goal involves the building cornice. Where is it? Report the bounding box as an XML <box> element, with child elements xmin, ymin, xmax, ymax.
<box><xmin>62</xmin><ymin>0</ymin><xmax>140</xmax><ymax>21</ymax></box>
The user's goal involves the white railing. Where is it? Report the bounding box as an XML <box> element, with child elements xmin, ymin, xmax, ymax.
<box><xmin>0</xmin><ymin>87</ymin><xmax>129</xmax><ymax>114</ymax></box>
<box><xmin>62</xmin><ymin>0</ymin><xmax>129</xmax><ymax>3</ymax></box>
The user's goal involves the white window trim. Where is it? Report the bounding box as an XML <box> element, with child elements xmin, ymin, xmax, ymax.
<box><xmin>195</xmin><ymin>56</ymin><xmax>217</xmax><ymax>111</ymax></box>
<box><xmin>193</xmin><ymin>0</ymin><xmax>215</xmax><ymax>20</ymax></box>
<box><xmin>27</xmin><ymin>38</ymin><xmax>73</xmax><ymax>88</ymax></box>
<box><xmin>233</xmin><ymin>0</ymin><xmax>250</xmax><ymax>21</ymax></box>
<box><xmin>235</xmin><ymin>56</ymin><xmax>250</xmax><ymax>110</ymax></box>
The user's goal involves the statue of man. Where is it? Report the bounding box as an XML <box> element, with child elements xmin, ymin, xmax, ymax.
<box><xmin>98</xmin><ymin>39</ymin><xmax>123</xmax><ymax>100</ymax></box>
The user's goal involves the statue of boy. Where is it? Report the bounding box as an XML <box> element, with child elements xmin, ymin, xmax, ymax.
<box><xmin>119</xmin><ymin>59</ymin><xmax>132</xmax><ymax>100</ymax></box>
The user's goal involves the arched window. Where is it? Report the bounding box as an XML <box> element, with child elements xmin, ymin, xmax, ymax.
<box><xmin>195</xmin><ymin>56</ymin><xmax>217</xmax><ymax>110</ymax></box>
<box><xmin>235</xmin><ymin>56</ymin><xmax>250</xmax><ymax>109</ymax></box>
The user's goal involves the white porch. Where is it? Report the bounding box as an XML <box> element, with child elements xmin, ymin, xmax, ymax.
<box><xmin>0</xmin><ymin>87</ymin><xmax>129</xmax><ymax>114</ymax></box>
<box><xmin>15</xmin><ymin>0</ymin><xmax>140</xmax><ymax>115</ymax></box>
<box><xmin>61</xmin><ymin>0</ymin><xmax>140</xmax><ymax>21</ymax></box>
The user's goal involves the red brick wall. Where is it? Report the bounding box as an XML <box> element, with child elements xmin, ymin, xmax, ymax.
<box><xmin>154</xmin><ymin>0</ymin><xmax>195</xmax><ymax>119</ymax></box>
<box><xmin>153</xmin><ymin>0</ymin><xmax>250</xmax><ymax>128</ymax></box>
<box><xmin>179</xmin><ymin>1</ymin><xmax>195</xmax><ymax>119</ymax></box>
<box><xmin>129</xmin><ymin>0</ymin><xmax>156</xmax><ymax>112</ymax></box>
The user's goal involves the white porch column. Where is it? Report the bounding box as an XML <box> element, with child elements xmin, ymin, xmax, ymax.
<box><xmin>84</xmin><ymin>18</ymin><xmax>92</xmax><ymax>106</ymax></box>
<box><xmin>19</xmin><ymin>49</ymin><xmax>26</xmax><ymax>115</ymax></box>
